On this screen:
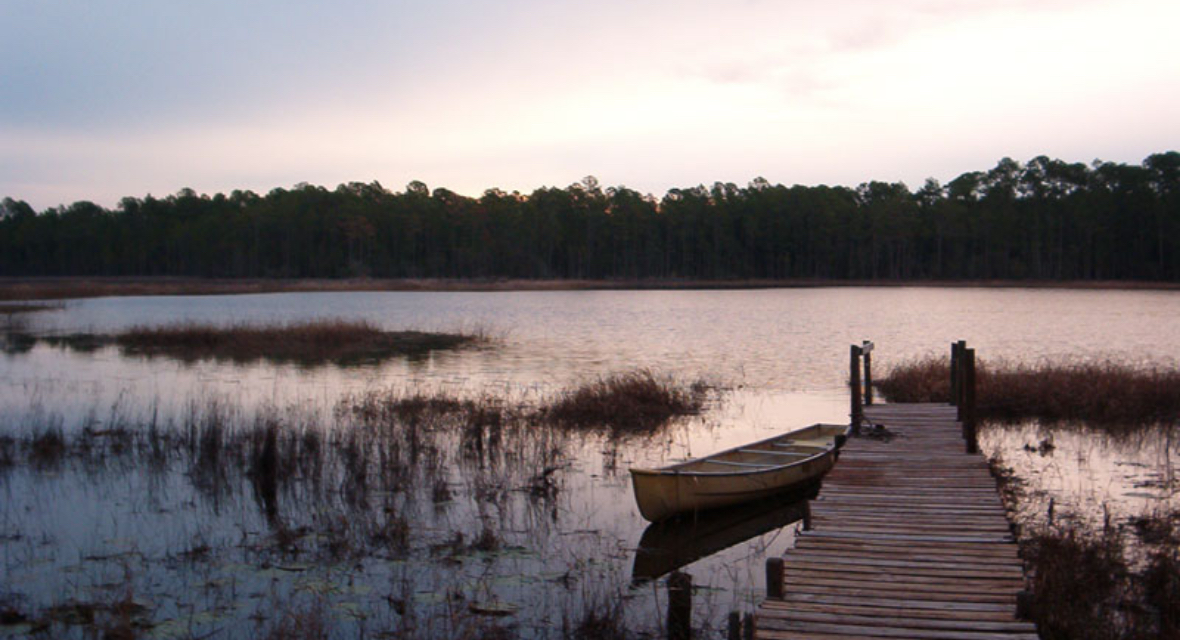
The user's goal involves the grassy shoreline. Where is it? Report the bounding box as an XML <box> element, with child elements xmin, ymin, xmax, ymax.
<box><xmin>3</xmin><ymin>276</ymin><xmax>1180</xmax><ymax>300</ymax></box>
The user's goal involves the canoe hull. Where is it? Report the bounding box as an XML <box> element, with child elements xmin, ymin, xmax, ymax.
<box><xmin>629</xmin><ymin>423</ymin><xmax>847</xmax><ymax>522</ymax></box>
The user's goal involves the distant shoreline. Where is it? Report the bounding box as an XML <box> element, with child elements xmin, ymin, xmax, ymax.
<box><xmin>3</xmin><ymin>276</ymin><xmax>1179</xmax><ymax>301</ymax></box>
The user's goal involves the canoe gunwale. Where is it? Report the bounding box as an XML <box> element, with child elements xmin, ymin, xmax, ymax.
<box><xmin>630</xmin><ymin>448</ymin><xmax>831</xmax><ymax>478</ymax></box>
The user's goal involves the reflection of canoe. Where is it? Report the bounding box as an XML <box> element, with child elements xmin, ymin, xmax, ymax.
<box><xmin>631</xmin><ymin>486</ymin><xmax>816</xmax><ymax>583</ymax></box>
<box><xmin>629</xmin><ymin>423</ymin><xmax>849</xmax><ymax>522</ymax></box>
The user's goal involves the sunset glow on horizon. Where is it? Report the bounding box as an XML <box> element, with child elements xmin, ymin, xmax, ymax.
<box><xmin>2</xmin><ymin>0</ymin><xmax>1178</xmax><ymax>209</ymax></box>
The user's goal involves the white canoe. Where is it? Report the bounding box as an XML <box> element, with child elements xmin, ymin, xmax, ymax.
<box><xmin>629</xmin><ymin>423</ymin><xmax>850</xmax><ymax>522</ymax></box>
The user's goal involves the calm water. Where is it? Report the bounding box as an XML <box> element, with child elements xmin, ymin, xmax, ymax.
<box><xmin>1</xmin><ymin>287</ymin><xmax>1178</xmax><ymax>638</ymax></box>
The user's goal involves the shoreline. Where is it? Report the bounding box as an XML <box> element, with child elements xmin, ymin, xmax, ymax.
<box><xmin>2</xmin><ymin>276</ymin><xmax>1179</xmax><ymax>300</ymax></box>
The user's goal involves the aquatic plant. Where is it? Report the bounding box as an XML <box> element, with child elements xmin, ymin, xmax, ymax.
<box><xmin>26</xmin><ymin>319</ymin><xmax>488</xmax><ymax>366</ymax></box>
<box><xmin>118</xmin><ymin>319</ymin><xmax>485</xmax><ymax>365</ymax></box>
<box><xmin>536</xmin><ymin>370</ymin><xmax>709</xmax><ymax>434</ymax></box>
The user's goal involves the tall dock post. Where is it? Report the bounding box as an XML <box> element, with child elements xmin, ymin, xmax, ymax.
<box><xmin>963</xmin><ymin>347</ymin><xmax>978</xmax><ymax>454</ymax></box>
<box><xmin>849</xmin><ymin>344</ymin><xmax>863</xmax><ymax>433</ymax></box>
<box><xmin>950</xmin><ymin>341</ymin><xmax>961</xmax><ymax>405</ymax></box>
<box><xmin>862</xmin><ymin>340</ymin><xmax>874</xmax><ymax>405</ymax></box>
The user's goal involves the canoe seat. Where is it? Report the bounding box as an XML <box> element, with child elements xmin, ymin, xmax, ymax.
<box><xmin>698</xmin><ymin>460</ymin><xmax>781</xmax><ymax>469</ymax></box>
<box><xmin>773</xmin><ymin>440</ymin><xmax>828</xmax><ymax>449</ymax></box>
<box><xmin>738</xmin><ymin>448</ymin><xmax>809</xmax><ymax>457</ymax></box>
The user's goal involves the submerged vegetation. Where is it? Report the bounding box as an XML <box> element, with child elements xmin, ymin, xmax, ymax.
<box><xmin>877</xmin><ymin>356</ymin><xmax>1180</xmax><ymax>426</ymax></box>
<box><xmin>2</xmin><ymin>152</ymin><xmax>1179</xmax><ymax>282</ymax></box>
<box><xmin>21</xmin><ymin>319</ymin><xmax>487</xmax><ymax>365</ymax></box>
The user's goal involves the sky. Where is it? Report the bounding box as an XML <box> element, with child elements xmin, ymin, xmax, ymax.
<box><xmin>2</xmin><ymin>0</ymin><xmax>1178</xmax><ymax>209</ymax></box>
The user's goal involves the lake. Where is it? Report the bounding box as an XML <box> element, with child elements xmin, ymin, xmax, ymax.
<box><xmin>1</xmin><ymin>287</ymin><xmax>1178</xmax><ymax>638</ymax></box>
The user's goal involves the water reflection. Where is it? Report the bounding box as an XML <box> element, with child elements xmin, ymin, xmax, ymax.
<box><xmin>4</xmin><ymin>288</ymin><xmax>1180</xmax><ymax>636</ymax></box>
<box><xmin>631</xmin><ymin>485</ymin><xmax>816</xmax><ymax>584</ymax></box>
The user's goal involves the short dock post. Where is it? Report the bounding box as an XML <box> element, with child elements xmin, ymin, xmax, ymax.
<box><xmin>765</xmin><ymin>557</ymin><xmax>784</xmax><ymax>599</ymax></box>
<box><xmin>668</xmin><ymin>571</ymin><xmax>692</xmax><ymax>640</ymax></box>
<box><xmin>1016</xmin><ymin>590</ymin><xmax>1035</xmax><ymax>621</ymax></box>
<box><xmin>742</xmin><ymin>613</ymin><xmax>754</xmax><ymax>640</ymax></box>
<box><xmin>964</xmin><ymin>348</ymin><xmax>978</xmax><ymax>454</ymax></box>
<box><xmin>849</xmin><ymin>344</ymin><xmax>863</xmax><ymax>433</ymax></box>
<box><xmin>727</xmin><ymin>612</ymin><xmax>741</xmax><ymax>640</ymax></box>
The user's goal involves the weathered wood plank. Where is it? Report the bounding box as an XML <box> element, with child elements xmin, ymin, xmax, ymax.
<box><xmin>758</xmin><ymin>609</ymin><xmax>1035</xmax><ymax>632</ymax></box>
<box><xmin>761</xmin><ymin>600</ymin><xmax>1020</xmax><ymax>622</ymax></box>
<box><xmin>772</xmin><ymin>592</ymin><xmax>1017</xmax><ymax>613</ymax></box>
<box><xmin>783</xmin><ymin>554</ymin><xmax>1025</xmax><ymax>575</ymax></box>
<box><xmin>799</xmin><ymin>530</ymin><xmax>1014</xmax><ymax>544</ymax></box>
<box><xmin>756</xmin><ymin>618</ymin><xmax>1037</xmax><ymax>640</ymax></box>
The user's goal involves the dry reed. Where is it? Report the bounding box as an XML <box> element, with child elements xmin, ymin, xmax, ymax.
<box><xmin>877</xmin><ymin>356</ymin><xmax>1180</xmax><ymax>426</ymax></box>
<box><xmin>113</xmin><ymin>319</ymin><xmax>482</xmax><ymax>364</ymax></box>
<box><xmin>536</xmin><ymin>370</ymin><xmax>708</xmax><ymax>433</ymax></box>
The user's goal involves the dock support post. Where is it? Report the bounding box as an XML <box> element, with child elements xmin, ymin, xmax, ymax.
<box><xmin>850</xmin><ymin>344</ymin><xmax>863</xmax><ymax>433</ymax></box>
<box><xmin>950</xmin><ymin>341</ymin><xmax>961</xmax><ymax>406</ymax></box>
<box><xmin>742</xmin><ymin>613</ymin><xmax>754</xmax><ymax>640</ymax></box>
<box><xmin>964</xmin><ymin>348</ymin><xmax>978</xmax><ymax>454</ymax></box>
<box><xmin>1016</xmin><ymin>590</ymin><xmax>1035</xmax><ymax>621</ymax></box>
<box><xmin>668</xmin><ymin>571</ymin><xmax>692</xmax><ymax>640</ymax></box>
<box><xmin>955</xmin><ymin>341</ymin><xmax>968</xmax><ymax>420</ymax></box>
<box><xmin>727</xmin><ymin>612</ymin><xmax>741</xmax><ymax>640</ymax></box>
<box><xmin>862</xmin><ymin>341</ymin><xmax>873</xmax><ymax>405</ymax></box>
<box><xmin>765</xmin><ymin>557</ymin><xmax>784</xmax><ymax>600</ymax></box>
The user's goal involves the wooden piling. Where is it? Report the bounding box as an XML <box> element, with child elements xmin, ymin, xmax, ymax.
<box><xmin>862</xmin><ymin>340</ymin><xmax>874</xmax><ymax>405</ymax></box>
<box><xmin>765</xmin><ymin>557</ymin><xmax>784</xmax><ymax>600</ymax></box>
<box><xmin>849</xmin><ymin>344</ymin><xmax>863</xmax><ymax>432</ymax></box>
<box><xmin>950</xmin><ymin>341</ymin><xmax>961</xmax><ymax>406</ymax></box>
<box><xmin>964</xmin><ymin>347</ymin><xmax>978</xmax><ymax>454</ymax></box>
<box><xmin>728</xmin><ymin>612</ymin><xmax>741</xmax><ymax>640</ymax></box>
<box><xmin>668</xmin><ymin>571</ymin><xmax>692</xmax><ymax>640</ymax></box>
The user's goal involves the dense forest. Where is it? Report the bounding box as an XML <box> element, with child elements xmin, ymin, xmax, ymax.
<box><xmin>2</xmin><ymin>152</ymin><xmax>1178</xmax><ymax>281</ymax></box>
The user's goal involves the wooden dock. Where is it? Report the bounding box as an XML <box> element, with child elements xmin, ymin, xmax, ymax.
<box><xmin>753</xmin><ymin>401</ymin><xmax>1038</xmax><ymax>639</ymax></box>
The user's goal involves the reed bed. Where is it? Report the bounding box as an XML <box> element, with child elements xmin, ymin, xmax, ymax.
<box><xmin>1021</xmin><ymin>515</ymin><xmax>1180</xmax><ymax>640</ymax></box>
<box><xmin>29</xmin><ymin>319</ymin><xmax>486</xmax><ymax>365</ymax></box>
<box><xmin>536</xmin><ymin>370</ymin><xmax>709</xmax><ymax>434</ymax></box>
<box><xmin>877</xmin><ymin>356</ymin><xmax>1180</xmax><ymax>426</ymax></box>
<box><xmin>0</xmin><ymin>302</ymin><xmax>61</xmax><ymax>314</ymax></box>
<box><xmin>117</xmin><ymin>320</ymin><xmax>484</xmax><ymax>364</ymax></box>
<box><xmin>0</xmin><ymin>370</ymin><xmax>716</xmax><ymax>638</ymax></box>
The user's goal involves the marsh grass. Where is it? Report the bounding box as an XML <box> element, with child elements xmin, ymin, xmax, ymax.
<box><xmin>115</xmin><ymin>319</ymin><xmax>485</xmax><ymax>365</ymax></box>
<box><xmin>537</xmin><ymin>370</ymin><xmax>709</xmax><ymax>434</ymax></box>
<box><xmin>877</xmin><ymin>356</ymin><xmax>1180</xmax><ymax>427</ymax></box>
<box><xmin>1020</xmin><ymin>515</ymin><xmax>1180</xmax><ymax>640</ymax></box>
<box><xmin>0</xmin><ymin>372</ymin><xmax>716</xmax><ymax>638</ymax></box>
<box><xmin>0</xmin><ymin>303</ymin><xmax>61</xmax><ymax>314</ymax></box>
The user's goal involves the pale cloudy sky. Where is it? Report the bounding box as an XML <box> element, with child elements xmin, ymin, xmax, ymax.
<box><xmin>2</xmin><ymin>0</ymin><xmax>1177</xmax><ymax>209</ymax></box>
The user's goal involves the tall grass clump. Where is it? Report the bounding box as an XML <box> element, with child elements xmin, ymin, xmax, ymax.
<box><xmin>537</xmin><ymin>370</ymin><xmax>708</xmax><ymax>434</ymax></box>
<box><xmin>1024</xmin><ymin>528</ymin><xmax>1130</xmax><ymax>640</ymax></box>
<box><xmin>1022</xmin><ymin>514</ymin><xmax>1180</xmax><ymax>640</ymax></box>
<box><xmin>877</xmin><ymin>357</ymin><xmax>1180</xmax><ymax>427</ymax></box>
<box><xmin>112</xmin><ymin>319</ymin><xmax>484</xmax><ymax>365</ymax></box>
<box><xmin>873</xmin><ymin>355</ymin><xmax>949</xmax><ymax>403</ymax></box>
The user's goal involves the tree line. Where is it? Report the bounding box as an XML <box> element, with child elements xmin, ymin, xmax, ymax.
<box><xmin>2</xmin><ymin>152</ymin><xmax>1178</xmax><ymax>282</ymax></box>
